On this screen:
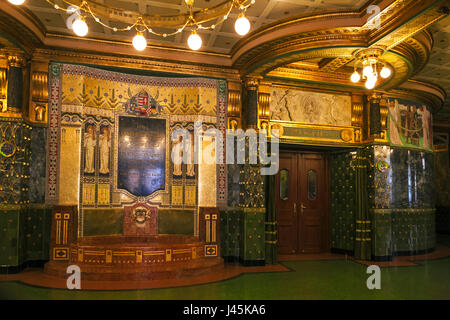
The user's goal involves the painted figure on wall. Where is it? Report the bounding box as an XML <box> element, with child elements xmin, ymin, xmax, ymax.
<box><xmin>388</xmin><ymin>99</ymin><xmax>402</xmax><ymax>145</ymax></box>
<box><xmin>172</xmin><ymin>135</ymin><xmax>183</xmax><ymax>177</ymax></box>
<box><xmin>418</xmin><ymin>105</ymin><xmax>431</xmax><ymax>149</ymax></box>
<box><xmin>387</xmin><ymin>98</ymin><xmax>432</xmax><ymax>150</ymax></box>
<box><xmin>187</xmin><ymin>130</ymin><xmax>195</xmax><ymax>178</ymax></box>
<box><xmin>84</xmin><ymin>124</ymin><xmax>96</xmax><ymax>174</ymax></box>
<box><xmin>99</xmin><ymin>125</ymin><xmax>111</xmax><ymax>174</ymax></box>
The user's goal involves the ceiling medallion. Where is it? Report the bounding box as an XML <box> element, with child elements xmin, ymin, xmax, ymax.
<box><xmin>9</xmin><ymin>0</ymin><xmax>255</xmax><ymax>51</ymax></box>
<box><xmin>350</xmin><ymin>48</ymin><xmax>392</xmax><ymax>90</ymax></box>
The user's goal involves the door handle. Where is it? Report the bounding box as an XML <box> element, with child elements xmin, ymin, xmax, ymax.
<box><xmin>293</xmin><ymin>203</ymin><xmax>297</xmax><ymax>214</ymax></box>
<box><xmin>300</xmin><ymin>203</ymin><xmax>306</xmax><ymax>215</ymax></box>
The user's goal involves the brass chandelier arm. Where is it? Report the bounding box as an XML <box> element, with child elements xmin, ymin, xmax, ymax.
<box><xmin>51</xmin><ymin>0</ymin><xmax>249</xmax><ymax>28</ymax></box>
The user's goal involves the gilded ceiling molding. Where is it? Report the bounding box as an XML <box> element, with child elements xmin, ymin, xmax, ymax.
<box><xmin>378</xmin><ymin>79</ymin><xmax>446</xmax><ymax>112</ymax></box>
<box><xmin>231</xmin><ymin>0</ymin><xmax>446</xmax><ymax>94</ymax></box>
<box><xmin>369</xmin><ymin>0</ymin><xmax>449</xmax><ymax>50</ymax></box>
<box><xmin>61</xmin><ymin>0</ymin><xmax>235</xmax><ymax>28</ymax></box>
<box><xmin>0</xmin><ymin>2</ymin><xmax>44</xmax><ymax>55</ymax></box>
<box><xmin>259</xmin><ymin>28</ymin><xmax>432</xmax><ymax>92</ymax></box>
<box><xmin>231</xmin><ymin>0</ymin><xmax>437</xmax><ymax>70</ymax></box>
<box><xmin>31</xmin><ymin>48</ymin><xmax>241</xmax><ymax>81</ymax></box>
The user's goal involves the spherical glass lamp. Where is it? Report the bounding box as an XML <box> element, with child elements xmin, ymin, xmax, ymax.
<box><xmin>132</xmin><ymin>32</ymin><xmax>147</xmax><ymax>51</ymax></box>
<box><xmin>234</xmin><ymin>14</ymin><xmax>251</xmax><ymax>36</ymax></box>
<box><xmin>187</xmin><ymin>31</ymin><xmax>202</xmax><ymax>51</ymax></box>
<box><xmin>72</xmin><ymin>17</ymin><xmax>88</xmax><ymax>37</ymax></box>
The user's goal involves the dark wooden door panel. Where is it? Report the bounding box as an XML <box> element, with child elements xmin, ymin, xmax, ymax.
<box><xmin>276</xmin><ymin>150</ymin><xmax>328</xmax><ymax>255</ymax></box>
<box><xmin>299</xmin><ymin>153</ymin><xmax>326</xmax><ymax>253</ymax></box>
<box><xmin>276</xmin><ymin>152</ymin><xmax>298</xmax><ymax>254</ymax></box>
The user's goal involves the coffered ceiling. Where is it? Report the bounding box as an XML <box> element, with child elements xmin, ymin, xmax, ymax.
<box><xmin>413</xmin><ymin>16</ymin><xmax>450</xmax><ymax>121</ymax></box>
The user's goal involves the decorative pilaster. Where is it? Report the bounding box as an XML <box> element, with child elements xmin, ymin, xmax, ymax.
<box><xmin>369</xmin><ymin>93</ymin><xmax>382</xmax><ymax>138</ymax></box>
<box><xmin>0</xmin><ymin>68</ymin><xmax>7</xmax><ymax>112</ymax></box>
<box><xmin>30</xmin><ymin>71</ymin><xmax>48</xmax><ymax>123</ymax></box>
<box><xmin>244</xmin><ymin>76</ymin><xmax>260</xmax><ymax>129</ymax></box>
<box><xmin>257</xmin><ymin>81</ymin><xmax>271</xmax><ymax>131</ymax></box>
<box><xmin>199</xmin><ymin>207</ymin><xmax>220</xmax><ymax>258</ymax></box>
<box><xmin>354</xmin><ymin>148</ymin><xmax>372</xmax><ymax>260</ymax></box>
<box><xmin>6</xmin><ymin>54</ymin><xmax>26</xmax><ymax>114</ymax></box>
<box><xmin>228</xmin><ymin>89</ymin><xmax>241</xmax><ymax>131</ymax></box>
<box><xmin>49</xmin><ymin>205</ymin><xmax>77</xmax><ymax>262</ymax></box>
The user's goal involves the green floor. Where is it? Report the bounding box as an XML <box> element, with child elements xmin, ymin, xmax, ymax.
<box><xmin>1</xmin><ymin>234</ymin><xmax>450</xmax><ymax>300</ymax></box>
<box><xmin>1</xmin><ymin>256</ymin><xmax>449</xmax><ymax>300</ymax></box>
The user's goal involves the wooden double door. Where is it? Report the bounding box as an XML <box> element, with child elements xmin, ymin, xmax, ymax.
<box><xmin>276</xmin><ymin>151</ymin><xmax>328</xmax><ymax>254</ymax></box>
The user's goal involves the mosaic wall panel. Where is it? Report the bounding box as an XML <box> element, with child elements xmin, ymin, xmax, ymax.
<box><xmin>330</xmin><ymin>151</ymin><xmax>356</xmax><ymax>253</ymax></box>
<box><xmin>28</xmin><ymin>126</ymin><xmax>47</xmax><ymax>203</ymax></box>
<box><xmin>47</xmin><ymin>63</ymin><xmax>228</xmax><ymax>236</ymax></box>
<box><xmin>0</xmin><ymin>205</ymin><xmax>52</xmax><ymax>267</ymax></box>
<box><xmin>0</xmin><ymin>119</ymin><xmax>31</xmax><ymax>205</ymax></box>
<box><xmin>60</xmin><ymin>126</ymin><xmax>81</xmax><ymax>205</ymax></box>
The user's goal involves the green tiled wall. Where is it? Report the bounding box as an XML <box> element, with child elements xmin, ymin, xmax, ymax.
<box><xmin>219</xmin><ymin>207</ymin><xmax>241</xmax><ymax>259</ymax></box>
<box><xmin>392</xmin><ymin>209</ymin><xmax>435</xmax><ymax>253</ymax></box>
<box><xmin>370</xmin><ymin>208</ymin><xmax>435</xmax><ymax>256</ymax></box>
<box><xmin>219</xmin><ymin>207</ymin><xmax>265</xmax><ymax>264</ymax></box>
<box><xmin>370</xmin><ymin>209</ymin><xmax>393</xmax><ymax>257</ymax></box>
<box><xmin>0</xmin><ymin>205</ymin><xmax>52</xmax><ymax>267</ymax></box>
<box><xmin>239</xmin><ymin>208</ymin><xmax>265</xmax><ymax>263</ymax></box>
<box><xmin>330</xmin><ymin>151</ymin><xmax>356</xmax><ymax>253</ymax></box>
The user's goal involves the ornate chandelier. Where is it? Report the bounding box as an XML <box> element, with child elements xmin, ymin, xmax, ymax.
<box><xmin>8</xmin><ymin>0</ymin><xmax>255</xmax><ymax>51</ymax></box>
<box><xmin>350</xmin><ymin>48</ymin><xmax>392</xmax><ymax>90</ymax></box>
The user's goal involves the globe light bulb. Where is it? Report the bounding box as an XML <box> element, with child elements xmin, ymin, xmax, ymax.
<box><xmin>72</xmin><ymin>17</ymin><xmax>88</xmax><ymax>37</ymax></box>
<box><xmin>132</xmin><ymin>32</ymin><xmax>147</xmax><ymax>51</ymax></box>
<box><xmin>380</xmin><ymin>66</ymin><xmax>391</xmax><ymax>78</ymax></box>
<box><xmin>234</xmin><ymin>14</ymin><xmax>251</xmax><ymax>36</ymax></box>
<box><xmin>365</xmin><ymin>78</ymin><xmax>377</xmax><ymax>90</ymax></box>
<box><xmin>188</xmin><ymin>31</ymin><xmax>202</xmax><ymax>51</ymax></box>
<box><xmin>362</xmin><ymin>65</ymin><xmax>373</xmax><ymax>78</ymax></box>
<box><xmin>8</xmin><ymin>0</ymin><xmax>25</xmax><ymax>5</ymax></box>
<box><xmin>350</xmin><ymin>71</ymin><xmax>361</xmax><ymax>83</ymax></box>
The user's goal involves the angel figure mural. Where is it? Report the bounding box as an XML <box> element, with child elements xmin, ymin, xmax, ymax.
<box><xmin>186</xmin><ymin>130</ymin><xmax>195</xmax><ymax>178</ymax></box>
<box><xmin>388</xmin><ymin>99</ymin><xmax>402</xmax><ymax>145</ymax></box>
<box><xmin>418</xmin><ymin>105</ymin><xmax>431</xmax><ymax>149</ymax></box>
<box><xmin>172</xmin><ymin>135</ymin><xmax>183</xmax><ymax>177</ymax></box>
<box><xmin>99</xmin><ymin>125</ymin><xmax>111</xmax><ymax>174</ymax></box>
<box><xmin>84</xmin><ymin>124</ymin><xmax>96</xmax><ymax>174</ymax></box>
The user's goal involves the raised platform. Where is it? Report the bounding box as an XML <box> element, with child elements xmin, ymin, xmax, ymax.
<box><xmin>45</xmin><ymin>235</ymin><xmax>223</xmax><ymax>281</ymax></box>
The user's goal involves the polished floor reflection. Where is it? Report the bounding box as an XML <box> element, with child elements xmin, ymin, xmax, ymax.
<box><xmin>1</xmin><ymin>235</ymin><xmax>449</xmax><ymax>300</ymax></box>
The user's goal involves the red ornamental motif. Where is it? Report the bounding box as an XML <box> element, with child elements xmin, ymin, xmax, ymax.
<box><xmin>137</xmin><ymin>94</ymin><xmax>148</xmax><ymax>109</ymax></box>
